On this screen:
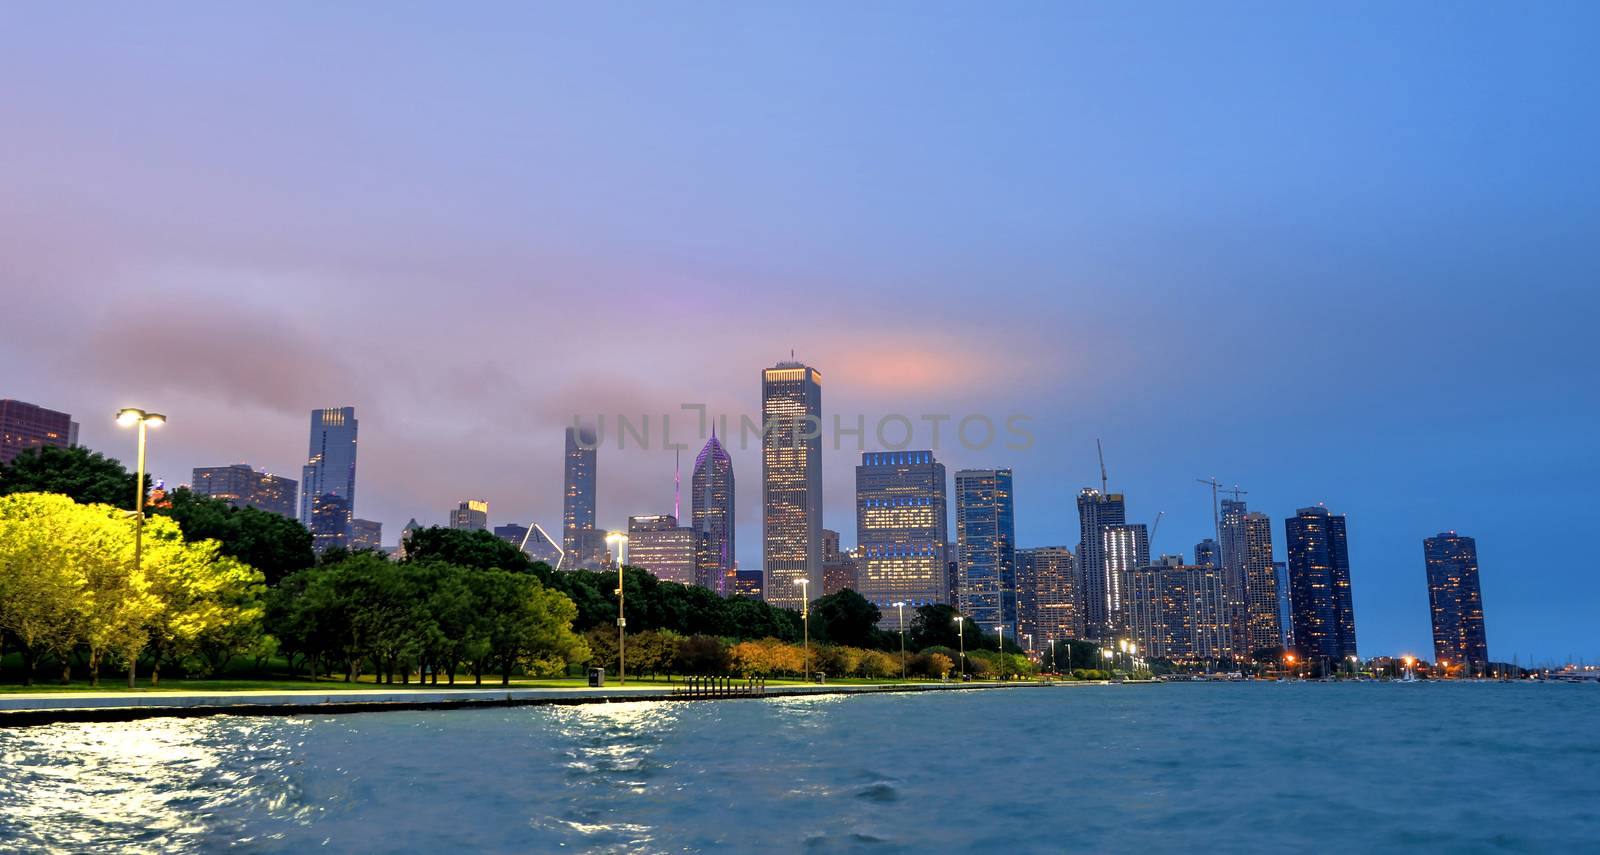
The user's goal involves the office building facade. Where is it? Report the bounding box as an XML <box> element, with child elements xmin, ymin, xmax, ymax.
<box><xmin>761</xmin><ymin>362</ymin><xmax>822</xmax><ymax>608</ymax></box>
<box><xmin>561</xmin><ymin>425</ymin><xmax>601</xmax><ymax>570</ymax></box>
<box><xmin>628</xmin><ymin>514</ymin><xmax>697</xmax><ymax>585</ymax></box>
<box><xmin>691</xmin><ymin>431</ymin><xmax>736</xmax><ymax>593</ymax></box>
<box><xmin>955</xmin><ymin>468</ymin><xmax>1016</xmax><ymax>637</ymax></box>
<box><xmin>300</xmin><ymin>407</ymin><xmax>358</xmax><ymax>552</ymax></box>
<box><xmin>190</xmin><ymin>464</ymin><xmax>297</xmax><ymax>518</ymax></box>
<box><xmin>1076</xmin><ymin>489</ymin><xmax>1127</xmax><ymax>640</ymax></box>
<box><xmin>0</xmin><ymin>400</ymin><xmax>77</xmax><ymax>465</ymax></box>
<box><xmin>855</xmin><ymin>450</ymin><xmax>948</xmax><ymax>626</ymax></box>
<box><xmin>1017</xmin><ymin>546</ymin><xmax>1080</xmax><ymax>646</ymax></box>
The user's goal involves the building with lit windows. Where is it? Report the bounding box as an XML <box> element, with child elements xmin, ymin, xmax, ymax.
<box><xmin>0</xmin><ymin>400</ymin><xmax>77</xmax><ymax>465</ymax></box>
<box><xmin>1017</xmin><ymin>546</ymin><xmax>1080</xmax><ymax>645</ymax></box>
<box><xmin>351</xmin><ymin>518</ymin><xmax>383</xmax><ymax>551</ymax></box>
<box><xmin>856</xmin><ymin>450</ymin><xmax>948</xmax><ymax>627</ymax></box>
<box><xmin>448</xmin><ymin>499</ymin><xmax>489</xmax><ymax>531</ymax></box>
<box><xmin>1424</xmin><ymin>531</ymin><xmax>1488</xmax><ymax>666</ymax></box>
<box><xmin>1103</xmin><ymin>522</ymin><xmax>1149</xmax><ymax>634</ymax></box>
<box><xmin>955</xmin><ymin>468</ymin><xmax>1015</xmax><ymax>637</ymax></box>
<box><xmin>1194</xmin><ymin>538</ymin><xmax>1220</xmax><ymax>568</ymax></box>
<box><xmin>691</xmin><ymin>431</ymin><xmax>736</xmax><ymax>593</ymax></box>
<box><xmin>191</xmin><ymin>463</ymin><xmax>297</xmax><ymax>518</ymax></box>
<box><xmin>561</xmin><ymin>425</ymin><xmax>601</xmax><ymax>570</ymax></box>
<box><xmin>628</xmin><ymin>514</ymin><xmax>697</xmax><ymax>585</ymax></box>
<box><xmin>494</xmin><ymin>523</ymin><xmax>529</xmax><ymax>547</ymax></box>
<box><xmin>1242</xmin><ymin>512</ymin><xmax>1283</xmax><ymax>656</ymax></box>
<box><xmin>1286</xmin><ymin>505</ymin><xmax>1358</xmax><ymax>664</ymax></box>
<box><xmin>761</xmin><ymin>361</ymin><xmax>822</xmax><ymax>608</ymax></box>
<box><xmin>1128</xmin><ymin>555</ymin><xmax>1233</xmax><ymax>662</ymax></box>
<box><xmin>300</xmin><ymin>407</ymin><xmax>358</xmax><ymax>552</ymax></box>
<box><xmin>1076</xmin><ymin>488</ymin><xmax>1126</xmax><ymax>640</ymax></box>
<box><xmin>821</xmin><ymin>528</ymin><xmax>859</xmax><ymax>595</ymax></box>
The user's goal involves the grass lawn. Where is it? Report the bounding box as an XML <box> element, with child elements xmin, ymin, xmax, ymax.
<box><xmin>0</xmin><ymin>673</ymin><xmax>954</xmax><ymax>695</ymax></box>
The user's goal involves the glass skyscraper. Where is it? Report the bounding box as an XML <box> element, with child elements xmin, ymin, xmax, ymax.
<box><xmin>1103</xmin><ymin>522</ymin><xmax>1150</xmax><ymax>634</ymax></box>
<box><xmin>856</xmin><ymin>450</ymin><xmax>948</xmax><ymax>627</ymax></box>
<box><xmin>299</xmin><ymin>407</ymin><xmax>358</xmax><ymax>552</ymax></box>
<box><xmin>561</xmin><ymin>424</ymin><xmax>600</xmax><ymax>570</ymax></box>
<box><xmin>761</xmin><ymin>362</ymin><xmax>822</xmax><ymax>609</ymax></box>
<box><xmin>1285</xmin><ymin>505</ymin><xmax>1358</xmax><ymax>665</ymax></box>
<box><xmin>955</xmin><ymin>468</ymin><xmax>1015</xmax><ymax>637</ymax></box>
<box><xmin>691</xmin><ymin>430</ymin><xmax>736</xmax><ymax>593</ymax></box>
<box><xmin>1424</xmin><ymin>531</ymin><xmax>1488</xmax><ymax>666</ymax></box>
<box><xmin>1076</xmin><ymin>488</ymin><xmax>1126</xmax><ymax>640</ymax></box>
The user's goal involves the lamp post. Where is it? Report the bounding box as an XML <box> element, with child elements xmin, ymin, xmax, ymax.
<box><xmin>605</xmin><ymin>532</ymin><xmax>629</xmax><ymax>685</ymax></box>
<box><xmin>1101</xmin><ymin>648</ymin><xmax>1114</xmax><ymax>676</ymax></box>
<box><xmin>893</xmin><ymin>602</ymin><xmax>906</xmax><ymax>681</ymax></box>
<box><xmin>794</xmin><ymin>577</ymin><xmax>811</xmax><ymax>682</ymax></box>
<box><xmin>1046</xmin><ymin>637</ymin><xmax>1054</xmax><ymax>673</ymax></box>
<box><xmin>955</xmin><ymin>615</ymin><xmax>965</xmax><ymax>680</ymax></box>
<box><xmin>115</xmin><ymin>407</ymin><xmax>165</xmax><ymax>689</ymax></box>
<box><xmin>997</xmin><ymin>623</ymin><xmax>1006</xmax><ymax>681</ymax></box>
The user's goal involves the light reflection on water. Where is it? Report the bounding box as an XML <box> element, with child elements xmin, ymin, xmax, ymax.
<box><xmin>1</xmin><ymin>685</ymin><xmax>1598</xmax><ymax>853</ymax></box>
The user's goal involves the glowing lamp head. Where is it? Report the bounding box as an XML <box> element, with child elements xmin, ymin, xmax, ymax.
<box><xmin>116</xmin><ymin>408</ymin><xmax>166</xmax><ymax>427</ymax></box>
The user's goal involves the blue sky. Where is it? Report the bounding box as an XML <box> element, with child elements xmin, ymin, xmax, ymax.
<box><xmin>2</xmin><ymin>3</ymin><xmax>1596</xmax><ymax>661</ymax></box>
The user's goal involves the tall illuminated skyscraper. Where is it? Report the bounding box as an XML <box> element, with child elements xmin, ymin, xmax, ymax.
<box><xmin>628</xmin><ymin>514</ymin><xmax>698</xmax><ymax>585</ymax></box>
<box><xmin>300</xmin><ymin>407</ymin><xmax>358</xmax><ymax>552</ymax></box>
<box><xmin>691</xmin><ymin>430</ymin><xmax>736</xmax><ymax>593</ymax></box>
<box><xmin>1424</xmin><ymin>532</ymin><xmax>1488</xmax><ymax>666</ymax></box>
<box><xmin>955</xmin><ymin>468</ymin><xmax>1015</xmax><ymax>637</ymax></box>
<box><xmin>856</xmin><ymin>450</ymin><xmax>948</xmax><ymax>627</ymax></box>
<box><xmin>1242</xmin><ymin>512</ymin><xmax>1283</xmax><ymax>656</ymax></box>
<box><xmin>561</xmin><ymin>424</ymin><xmax>600</xmax><ymax>570</ymax></box>
<box><xmin>1076</xmin><ymin>488</ymin><xmax>1126</xmax><ymax>640</ymax></box>
<box><xmin>1103</xmin><ymin>522</ymin><xmax>1150</xmax><ymax>634</ymax></box>
<box><xmin>1217</xmin><ymin>497</ymin><xmax>1252</xmax><ymax>660</ymax></box>
<box><xmin>1285</xmin><ymin>505</ymin><xmax>1358</xmax><ymax>664</ymax></box>
<box><xmin>761</xmin><ymin>361</ymin><xmax>822</xmax><ymax>608</ymax></box>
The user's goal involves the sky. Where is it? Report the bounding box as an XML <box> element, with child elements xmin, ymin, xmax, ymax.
<box><xmin>2</xmin><ymin>2</ymin><xmax>1596</xmax><ymax>662</ymax></box>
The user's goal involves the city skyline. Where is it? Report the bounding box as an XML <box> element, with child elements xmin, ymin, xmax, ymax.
<box><xmin>3</xmin><ymin>4</ymin><xmax>1595</xmax><ymax>660</ymax></box>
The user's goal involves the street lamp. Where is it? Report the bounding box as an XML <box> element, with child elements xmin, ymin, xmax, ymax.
<box><xmin>955</xmin><ymin>615</ymin><xmax>966</xmax><ymax>680</ymax></box>
<box><xmin>893</xmin><ymin>602</ymin><xmax>907</xmax><ymax>681</ymax></box>
<box><xmin>795</xmin><ymin>577</ymin><xmax>811</xmax><ymax>682</ymax></box>
<box><xmin>605</xmin><ymin>531</ymin><xmax>629</xmax><ymax>685</ymax></box>
<box><xmin>997</xmin><ymin>623</ymin><xmax>1006</xmax><ymax>681</ymax></box>
<box><xmin>1101</xmin><ymin>648</ymin><xmax>1114</xmax><ymax>675</ymax></box>
<box><xmin>116</xmin><ymin>407</ymin><xmax>165</xmax><ymax>689</ymax></box>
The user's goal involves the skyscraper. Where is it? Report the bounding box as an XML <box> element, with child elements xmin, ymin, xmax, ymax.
<box><xmin>351</xmin><ymin>518</ymin><xmax>383</xmax><ymax>551</ymax></box>
<box><xmin>0</xmin><ymin>400</ymin><xmax>77</xmax><ymax>465</ymax></box>
<box><xmin>1194</xmin><ymin>538</ymin><xmax>1220</xmax><ymax>568</ymax></box>
<box><xmin>761</xmin><ymin>361</ymin><xmax>822</xmax><ymax>609</ymax></box>
<box><xmin>448</xmin><ymin>499</ymin><xmax>489</xmax><ymax>531</ymax></box>
<box><xmin>561</xmin><ymin>424</ymin><xmax>600</xmax><ymax>570</ymax></box>
<box><xmin>691</xmin><ymin>430</ymin><xmax>736</xmax><ymax>593</ymax></box>
<box><xmin>955</xmin><ymin>468</ymin><xmax>1016</xmax><ymax>637</ymax></box>
<box><xmin>494</xmin><ymin>523</ymin><xmax>529</xmax><ymax>547</ymax></box>
<box><xmin>1217</xmin><ymin>497</ymin><xmax>1252</xmax><ymax>661</ymax></box>
<box><xmin>300</xmin><ymin>407</ymin><xmax>358</xmax><ymax>552</ymax></box>
<box><xmin>1242</xmin><ymin>512</ymin><xmax>1283</xmax><ymax>656</ymax></box>
<box><xmin>1127</xmin><ymin>554</ymin><xmax>1232</xmax><ymax>662</ymax></box>
<box><xmin>1016</xmin><ymin>546</ymin><xmax>1080</xmax><ymax>646</ymax></box>
<box><xmin>856</xmin><ymin>450</ymin><xmax>949</xmax><ymax>626</ymax></box>
<box><xmin>191</xmin><ymin>464</ymin><xmax>297</xmax><ymax>518</ymax></box>
<box><xmin>628</xmin><ymin>514</ymin><xmax>697</xmax><ymax>585</ymax></box>
<box><xmin>1273</xmin><ymin>560</ymin><xmax>1293</xmax><ymax>648</ymax></box>
<box><xmin>1285</xmin><ymin>505</ymin><xmax>1358</xmax><ymax>665</ymax></box>
<box><xmin>518</xmin><ymin>522</ymin><xmax>564</xmax><ymax>567</ymax></box>
<box><xmin>1076</xmin><ymin>488</ymin><xmax>1127</xmax><ymax>640</ymax></box>
<box><xmin>1103</xmin><ymin>522</ymin><xmax>1150</xmax><ymax>635</ymax></box>
<box><xmin>1424</xmin><ymin>532</ymin><xmax>1488</xmax><ymax>666</ymax></box>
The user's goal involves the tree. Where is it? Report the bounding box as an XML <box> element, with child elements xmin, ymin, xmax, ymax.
<box><xmin>810</xmin><ymin>589</ymin><xmax>883</xmax><ymax>649</ymax></box>
<box><xmin>138</xmin><ymin>525</ymin><xmax>266</xmax><ymax>684</ymax></box>
<box><xmin>674</xmin><ymin>635</ymin><xmax>728</xmax><ymax>675</ymax></box>
<box><xmin>0</xmin><ymin>445</ymin><xmax>146</xmax><ymax>509</ymax></box>
<box><xmin>401</xmin><ymin>527</ymin><xmax>538</xmax><ymax>575</ymax></box>
<box><xmin>908</xmin><ymin>604</ymin><xmax>984</xmax><ymax>651</ymax></box>
<box><xmin>153</xmin><ymin>488</ymin><xmax>314</xmax><ymax>586</ymax></box>
<box><xmin>0</xmin><ymin>493</ymin><xmax>89</xmax><ymax>683</ymax></box>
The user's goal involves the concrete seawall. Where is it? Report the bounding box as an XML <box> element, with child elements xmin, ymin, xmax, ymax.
<box><xmin>0</xmin><ymin>680</ymin><xmax>1093</xmax><ymax>728</ymax></box>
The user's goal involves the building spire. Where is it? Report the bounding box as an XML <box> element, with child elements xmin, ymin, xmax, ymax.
<box><xmin>674</xmin><ymin>447</ymin><xmax>681</xmax><ymax>520</ymax></box>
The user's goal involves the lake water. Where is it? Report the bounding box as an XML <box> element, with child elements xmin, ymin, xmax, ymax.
<box><xmin>1</xmin><ymin>683</ymin><xmax>1596</xmax><ymax>853</ymax></box>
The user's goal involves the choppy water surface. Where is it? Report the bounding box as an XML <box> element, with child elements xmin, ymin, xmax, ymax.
<box><xmin>2</xmin><ymin>684</ymin><xmax>1596</xmax><ymax>853</ymax></box>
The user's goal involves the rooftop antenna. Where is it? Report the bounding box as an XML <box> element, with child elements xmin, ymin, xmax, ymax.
<box><xmin>673</xmin><ymin>447</ymin><xmax>681</xmax><ymax>521</ymax></box>
<box><xmin>1096</xmin><ymin>439</ymin><xmax>1109</xmax><ymax>494</ymax></box>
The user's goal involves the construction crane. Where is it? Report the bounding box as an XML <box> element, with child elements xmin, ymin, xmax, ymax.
<box><xmin>1221</xmin><ymin>484</ymin><xmax>1248</xmax><ymax>503</ymax></box>
<box><xmin>1150</xmin><ymin>510</ymin><xmax>1165</xmax><ymax>555</ymax></box>
<box><xmin>1196</xmin><ymin>477</ymin><xmax>1223</xmax><ymax>547</ymax></box>
<box><xmin>1096</xmin><ymin>439</ymin><xmax>1109</xmax><ymax>494</ymax></box>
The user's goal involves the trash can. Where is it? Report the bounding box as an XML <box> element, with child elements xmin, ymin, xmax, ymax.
<box><xmin>588</xmin><ymin>667</ymin><xmax>605</xmax><ymax>687</ymax></box>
